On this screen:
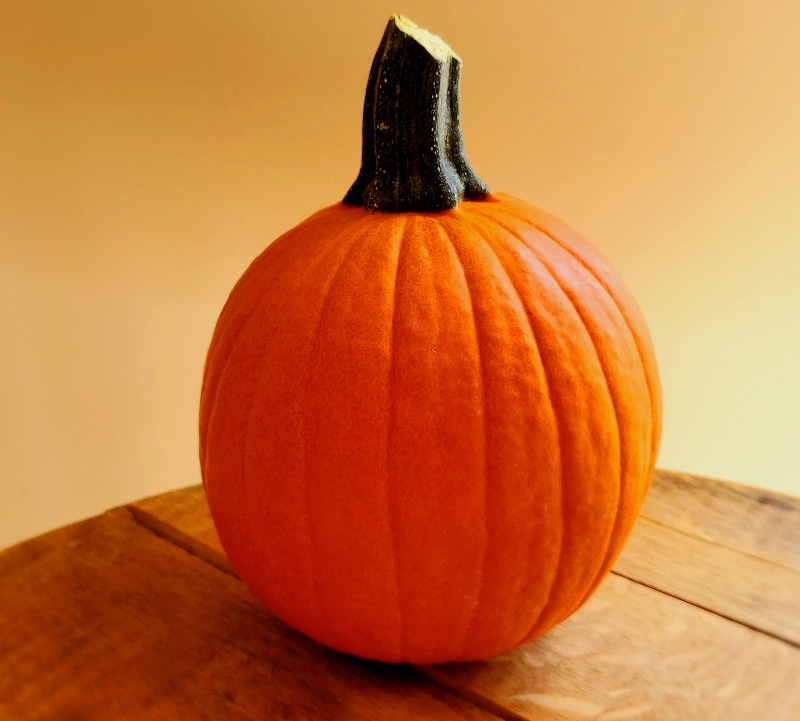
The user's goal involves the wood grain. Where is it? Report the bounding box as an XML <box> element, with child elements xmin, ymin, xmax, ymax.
<box><xmin>614</xmin><ymin>516</ymin><xmax>800</xmax><ymax>645</ymax></box>
<box><xmin>129</xmin><ymin>479</ymin><xmax>800</xmax><ymax>720</ymax></box>
<box><xmin>643</xmin><ymin>470</ymin><xmax>800</xmax><ymax>571</ymax></box>
<box><xmin>0</xmin><ymin>508</ymin><xmax>505</xmax><ymax>721</ymax></box>
<box><xmin>427</xmin><ymin>573</ymin><xmax>800</xmax><ymax>721</ymax></box>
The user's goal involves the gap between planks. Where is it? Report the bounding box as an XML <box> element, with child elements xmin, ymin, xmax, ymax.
<box><xmin>636</xmin><ymin>513</ymin><xmax>798</xmax><ymax>573</ymax></box>
<box><xmin>610</xmin><ymin>568</ymin><xmax>799</xmax><ymax>650</ymax></box>
<box><xmin>127</xmin><ymin>504</ymin><xmax>238</xmax><ymax>579</ymax></box>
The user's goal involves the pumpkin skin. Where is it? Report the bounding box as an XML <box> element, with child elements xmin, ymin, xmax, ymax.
<box><xmin>200</xmin><ymin>191</ymin><xmax>662</xmax><ymax>664</ymax></box>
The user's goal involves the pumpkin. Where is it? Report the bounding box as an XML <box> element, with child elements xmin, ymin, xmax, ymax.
<box><xmin>200</xmin><ymin>15</ymin><xmax>662</xmax><ymax>664</ymax></box>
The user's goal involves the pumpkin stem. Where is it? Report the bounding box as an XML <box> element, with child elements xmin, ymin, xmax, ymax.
<box><xmin>344</xmin><ymin>16</ymin><xmax>490</xmax><ymax>212</ymax></box>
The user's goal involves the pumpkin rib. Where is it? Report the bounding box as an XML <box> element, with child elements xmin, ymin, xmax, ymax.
<box><xmin>203</xmin><ymin>205</ymin><xmax>363</xmax><ymax>387</ymax></box>
<box><xmin>215</xmin><ymin>218</ymin><xmax>372</xmax><ymax>633</ymax></box>
<box><xmin>201</xmin><ymin>209</ymin><xmax>332</xmax><ymax>412</ymax></box>
<box><xmin>201</xmin><ymin>237</ymin><xmax>309</xmax><ymax>482</ymax></box>
<box><xmin>202</xmin><ymin>229</ymin><xmax>293</xmax><ymax>385</ymax></box>
<box><xmin>202</xmin><ymin>213</ymin><xmax>374</xmax><ymax>488</ymax></box>
<box><xmin>461</xmin><ymin>214</ymin><xmax>566</xmax><ymax>655</ymax></box>
<box><xmin>301</xmin><ymin>216</ymin><xmax>409</xmax><ymax>660</ymax></box>
<box><xmin>537</xmin><ymin>231</ymin><xmax>658</xmax><ymax>605</ymax></box>
<box><xmin>295</xmin><ymin>220</ymin><xmax>388</xmax><ymax>644</ymax></box>
<box><xmin>483</xmin><ymin>196</ymin><xmax>660</xmax><ymax>480</ymax></box>
<box><xmin>202</xmin><ymin>214</ymin><xmax>379</xmax><ymax>649</ymax></box>
<box><xmin>200</xmin><ymin>236</ymin><xmax>297</xmax><ymax>473</ymax></box>
<box><xmin>478</xmin><ymin>211</ymin><xmax>621</xmax><ymax>640</ymax></box>
<box><xmin>526</xmin><ymin>217</ymin><xmax>657</xmax><ymax>449</ymax></box>
<box><xmin>478</xmin><ymin>202</ymin><xmax>661</xmax><ymax>461</ymax></box>
<box><xmin>203</xmin><ymin>210</ymin><xmax>319</xmax><ymax>374</ymax></box>
<box><xmin>384</xmin><ymin>215</ymin><xmax>410</xmax><ymax>660</ymax></box>
<box><xmin>437</xmin><ymin>216</ymin><xmax>490</xmax><ymax>658</ymax></box>
<box><xmin>385</xmin><ymin>216</ymin><xmax>489</xmax><ymax>661</ymax></box>
<box><xmin>200</xmin><ymin>207</ymin><xmax>366</xmax><ymax>472</ymax></box>
<box><xmin>509</xmin><ymin>213</ymin><xmax>657</xmax><ymax>605</ymax></box>
<box><xmin>520</xmin><ymin>236</ymin><xmax>626</xmax><ymax>625</ymax></box>
<box><xmin>541</xmin><ymin>230</ymin><xmax>661</xmax><ymax>482</ymax></box>
<box><xmin>520</xmin><ymin>228</ymin><xmax>651</xmax><ymax>622</ymax></box>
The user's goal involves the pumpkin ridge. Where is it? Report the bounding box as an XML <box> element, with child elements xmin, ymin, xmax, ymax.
<box><xmin>200</xmin><ymin>208</ymin><xmax>364</xmax><ymax>469</ymax></box>
<box><xmin>520</xmin><ymin>230</ymin><xmax>645</xmax><ymax>624</ymax></box>
<box><xmin>437</xmin><ymin>215</ymin><xmax>489</xmax><ymax>659</ymax></box>
<box><xmin>201</xmin><ymin>265</ymin><xmax>291</xmax><ymax>474</ymax></box>
<box><xmin>202</xmin><ymin>213</ymin><xmax>374</xmax><ymax>485</ymax></box>
<box><xmin>203</xmin><ymin>212</ymin><xmax>323</xmax><ymax>371</ymax></box>
<box><xmin>296</xmin><ymin>220</ymin><xmax>384</xmax><ymax>641</ymax></box>
<box><xmin>479</xmin><ymin>211</ymin><xmax>620</xmax><ymax>639</ymax></box>
<box><xmin>202</xmin><ymin>228</ymin><xmax>295</xmax><ymax>381</ymax></box>
<box><xmin>532</xmin><ymin>227</ymin><xmax>659</xmax><ymax>604</ymax></box>
<box><xmin>520</xmin><ymin>236</ymin><xmax>623</xmax><ymax>626</ymax></box>
<box><xmin>461</xmin><ymin>213</ymin><xmax>566</xmax><ymax>654</ymax></box>
<box><xmin>384</xmin><ymin>215</ymin><xmax>410</xmax><ymax>660</ymax></box>
<box><xmin>484</xmin><ymin>199</ymin><xmax>660</xmax><ymax>474</ymax></box>
<box><xmin>507</xmin><ymin>211</ymin><xmax>658</xmax><ymax>605</ymax></box>
<box><xmin>477</xmin><ymin>212</ymin><xmax>591</xmax><ymax>645</ymax></box>
<box><xmin>202</xmin><ymin>215</ymin><xmax>378</xmax><ymax>646</ymax></box>
<box><xmin>202</xmin><ymin>210</ymin><xmax>341</xmax><ymax>403</ymax></box>
<box><xmin>538</xmin><ymin>227</ymin><xmax>661</xmax><ymax>481</ymax></box>
<box><xmin>200</xmin><ymin>235</ymin><xmax>300</xmax><ymax>470</ymax></box>
<box><xmin>211</xmin><ymin>217</ymin><xmax>374</xmax><ymax>637</ymax></box>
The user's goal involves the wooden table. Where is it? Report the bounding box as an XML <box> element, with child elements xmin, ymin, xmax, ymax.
<box><xmin>2</xmin><ymin>469</ymin><xmax>799</xmax><ymax>720</ymax></box>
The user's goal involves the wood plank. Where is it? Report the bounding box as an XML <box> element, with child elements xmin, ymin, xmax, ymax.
<box><xmin>643</xmin><ymin>470</ymin><xmax>800</xmax><ymax>571</ymax></box>
<box><xmin>130</xmin><ymin>486</ymin><xmax>800</xmax><ymax>721</ymax></box>
<box><xmin>0</xmin><ymin>508</ymin><xmax>506</xmax><ymax>721</ymax></box>
<box><xmin>426</xmin><ymin>573</ymin><xmax>800</xmax><ymax>721</ymax></box>
<box><xmin>614</xmin><ymin>516</ymin><xmax>800</xmax><ymax>645</ymax></box>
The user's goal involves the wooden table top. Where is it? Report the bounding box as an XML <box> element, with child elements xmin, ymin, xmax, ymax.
<box><xmin>1</xmin><ymin>469</ymin><xmax>799</xmax><ymax>720</ymax></box>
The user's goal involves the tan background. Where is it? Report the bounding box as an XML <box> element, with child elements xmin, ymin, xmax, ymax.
<box><xmin>2</xmin><ymin>0</ymin><xmax>798</xmax><ymax>549</ymax></box>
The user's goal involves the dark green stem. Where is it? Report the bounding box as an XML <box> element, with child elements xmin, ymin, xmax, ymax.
<box><xmin>344</xmin><ymin>16</ymin><xmax>489</xmax><ymax>213</ymax></box>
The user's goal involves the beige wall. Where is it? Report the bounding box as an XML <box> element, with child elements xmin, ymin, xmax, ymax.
<box><xmin>2</xmin><ymin>1</ymin><xmax>799</xmax><ymax>548</ymax></box>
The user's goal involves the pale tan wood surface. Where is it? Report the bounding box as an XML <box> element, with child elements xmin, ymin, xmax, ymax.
<box><xmin>2</xmin><ymin>469</ymin><xmax>799</xmax><ymax>720</ymax></box>
<box><xmin>613</xmin><ymin>516</ymin><xmax>800</xmax><ymax>644</ymax></box>
<box><xmin>428</xmin><ymin>573</ymin><xmax>800</xmax><ymax>721</ymax></box>
<box><xmin>641</xmin><ymin>470</ymin><xmax>800</xmax><ymax>571</ymax></box>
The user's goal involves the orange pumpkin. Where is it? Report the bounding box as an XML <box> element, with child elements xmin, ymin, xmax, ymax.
<box><xmin>200</xmin><ymin>16</ymin><xmax>661</xmax><ymax>664</ymax></box>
